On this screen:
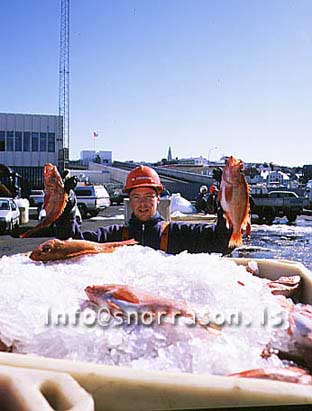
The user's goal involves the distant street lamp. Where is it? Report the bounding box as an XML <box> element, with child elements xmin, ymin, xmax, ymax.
<box><xmin>208</xmin><ymin>146</ymin><xmax>219</xmax><ymax>163</ymax></box>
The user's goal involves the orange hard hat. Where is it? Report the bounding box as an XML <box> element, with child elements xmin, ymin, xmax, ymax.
<box><xmin>124</xmin><ymin>165</ymin><xmax>163</xmax><ymax>194</ymax></box>
<box><xmin>209</xmin><ymin>185</ymin><xmax>217</xmax><ymax>194</ymax></box>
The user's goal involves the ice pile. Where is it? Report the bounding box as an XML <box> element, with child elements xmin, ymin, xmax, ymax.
<box><xmin>170</xmin><ymin>193</ymin><xmax>196</xmax><ymax>214</ymax></box>
<box><xmin>0</xmin><ymin>246</ymin><xmax>292</xmax><ymax>375</ymax></box>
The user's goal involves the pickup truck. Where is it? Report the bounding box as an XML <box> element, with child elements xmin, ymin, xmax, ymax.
<box><xmin>75</xmin><ymin>184</ymin><xmax>110</xmax><ymax>218</ymax></box>
<box><xmin>250</xmin><ymin>188</ymin><xmax>309</xmax><ymax>223</ymax></box>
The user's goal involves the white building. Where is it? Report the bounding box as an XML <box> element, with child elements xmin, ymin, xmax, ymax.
<box><xmin>0</xmin><ymin>112</ymin><xmax>63</xmax><ymax>167</ymax></box>
<box><xmin>98</xmin><ymin>151</ymin><xmax>112</xmax><ymax>164</ymax></box>
<box><xmin>178</xmin><ymin>156</ymin><xmax>208</xmax><ymax>166</ymax></box>
<box><xmin>80</xmin><ymin>150</ymin><xmax>112</xmax><ymax>166</ymax></box>
<box><xmin>80</xmin><ymin>150</ymin><xmax>96</xmax><ymax>165</ymax></box>
<box><xmin>262</xmin><ymin>170</ymin><xmax>290</xmax><ymax>186</ymax></box>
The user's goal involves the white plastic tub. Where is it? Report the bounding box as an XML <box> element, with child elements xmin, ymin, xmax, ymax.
<box><xmin>0</xmin><ymin>364</ymin><xmax>94</xmax><ymax>411</ymax></box>
<box><xmin>0</xmin><ymin>258</ymin><xmax>312</xmax><ymax>410</ymax></box>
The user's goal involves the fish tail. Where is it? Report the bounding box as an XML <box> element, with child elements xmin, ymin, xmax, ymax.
<box><xmin>229</xmin><ymin>231</ymin><xmax>243</xmax><ymax>247</ymax></box>
<box><xmin>20</xmin><ymin>223</ymin><xmax>46</xmax><ymax>238</ymax></box>
<box><xmin>20</xmin><ymin>228</ymin><xmax>36</xmax><ymax>238</ymax></box>
<box><xmin>197</xmin><ymin>319</ymin><xmax>221</xmax><ymax>335</ymax></box>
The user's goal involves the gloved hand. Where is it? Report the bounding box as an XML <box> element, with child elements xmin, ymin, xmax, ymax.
<box><xmin>56</xmin><ymin>176</ymin><xmax>79</xmax><ymax>222</ymax></box>
<box><xmin>216</xmin><ymin>202</ymin><xmax>229</xmax><ymax>229</ymax></box>
<box><xmin>63</xmin><ymin>176</ymin><xmax>79</xmax><ymax>194</ymax></box>
<box><xmin>54</xmin><ymin>175</ymin><xmax>80</xmax><ymax>239</ymax></box>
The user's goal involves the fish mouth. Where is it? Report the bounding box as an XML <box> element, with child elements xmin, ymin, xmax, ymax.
<box><xmin>85</xmin><ymin>286</ymin><xmax>100</xmax><ymax>300</ymax></box>
<box><xmin>227</xmin><ymin>156</ymin><xmax>244</xmax><ymax>171</ymax></box>
<box><xmin>29</xmin><ymin>251</ymin><xmax>39</xmax><ymax>261</ymax></box>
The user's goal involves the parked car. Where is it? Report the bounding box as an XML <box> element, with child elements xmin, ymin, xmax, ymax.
<box><xmin>110</xmin><ymin>188</ymin><xmax>128</xmax><ymax>205</ymax></box>
<box><xmin>0</xmin><ymin>198</ymin><xmax>20</xmax><ymax>233</ymax></box>
<box><xmin>75</xmin><ymin>184</ymin><xmax>110</xmax><ymax>218</ymax></box>
<box><xmin>29</xmin><ymin>190</ymin><xmax>44</xmax><ymax>208</ymax></box>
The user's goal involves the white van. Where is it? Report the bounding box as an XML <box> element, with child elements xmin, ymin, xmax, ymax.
<box><xmin>75</xmin><ymin>184</ymin><xmax>110</xmax><ymax>218</ymax></box>
<box><xmin>0</xmin><ymin>198</ymin><xmax>20</xmax><ymax>233</ymax></box>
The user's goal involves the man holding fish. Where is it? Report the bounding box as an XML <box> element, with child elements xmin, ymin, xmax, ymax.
<box><xmin>23</xmin><ymin>158</ymin><xmax>250</xmax><ymax>256</ymax></box>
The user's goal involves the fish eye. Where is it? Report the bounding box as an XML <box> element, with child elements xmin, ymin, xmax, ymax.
<box><xmin>42</xmin><ymin>245</ymin><xmax>52</xmax><ymax>253</ymax></box>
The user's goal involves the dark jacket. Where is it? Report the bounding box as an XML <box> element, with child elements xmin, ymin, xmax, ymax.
<box><xmin>56</xmin><ymin>210</ymin><xmax>233</xmax><ymax>255</ymax></box>
<box><xmin>206</xmin><ymin>193</ymin><xmax>218</xmax><ymax>214</ymax></box>
<box><xmin>195</xmin><ymin>193</ymin><xmax>208</xmax><ymax>213</ymax></box>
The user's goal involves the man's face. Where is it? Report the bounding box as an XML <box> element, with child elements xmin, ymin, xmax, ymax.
<box><xmin>129</xmin><ymin>187</ymin><xmax>159</xmax><ymax>222</ymax></box>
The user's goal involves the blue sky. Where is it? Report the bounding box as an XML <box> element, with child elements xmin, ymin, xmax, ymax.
<box><xmin>1</xmin><ymin>0</ymin><xmax>311</xmax><ymax>166</ymax></box>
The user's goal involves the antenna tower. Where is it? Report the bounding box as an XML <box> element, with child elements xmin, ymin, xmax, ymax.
<box><xmin>58</xmin><ymin>0</ymin><xmax>70</xmax><ymax>168</ymax></box>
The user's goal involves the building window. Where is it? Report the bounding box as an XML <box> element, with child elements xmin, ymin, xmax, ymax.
<box><xmin>40</xmin><ymin>132</ymin><xmax>47</xmax><ymax>152</ymax></box>
<box><xmin>23</xmin><ymin>132</ymin><xmax>30</xmax><ymax>151</ymax></box>
<box><xmin>7</xmin><ymin>131</ymin><xmax>14</xmax><ymax>151</ymax></box>
<box><xmin>32</xmin><ymin>132</ymin><xmax>39</xmax><ymax>152</ymax></box>
<box><xmin>48</xmin><ymin>132</ymin><xmax>55</xmax><ymax>152</ymax></box>
<box><xmin>0</xmin><ymin>131</ymin><xmax>5</xmax><ymax>151</ymax></box>
<box><xmin>15</xmin><ymin>131</ymin><xmax>22</xmax><ymax>152</ymax></box>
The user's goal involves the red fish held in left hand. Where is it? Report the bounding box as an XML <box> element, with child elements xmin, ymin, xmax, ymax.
<box><xmin>20</xmin><ymin>163</ymin><xmax>67</xmax><ymax>238</ymax></box>
<box><xmin>219</xmin><ymin>156</ymin><xmax>251</xmax><ymax>247</ymax></box>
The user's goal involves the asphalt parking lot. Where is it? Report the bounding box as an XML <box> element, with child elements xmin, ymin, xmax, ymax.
<box><xmin>0</xmin><ymin>205</ymin><xmax>125</xmax><ymax>257</ymax></box>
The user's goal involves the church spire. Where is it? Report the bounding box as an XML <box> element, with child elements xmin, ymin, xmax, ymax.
<box><xmin>167</xmin><ymin>146</ymin><xmax>172</xmax><ymax>161</ymax></box>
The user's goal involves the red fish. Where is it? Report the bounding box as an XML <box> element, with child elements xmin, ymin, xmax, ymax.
<box><xmin>21</xmin><ymin>164</ymin><xmax>67</xmax><ymax>238</ymax></box>
<box><xmin>229</xmin><ymin>366</ymin><xmax>312</xmax><ymax>385</ymax></box>
<box><xmin>85</xmin><ymin>284</ymin><xmax>220</xmax><ymax>333</ymax></box>
<box><xmin>267</xmin><ymin>275</ymin><xmax>301</xmax><ymax>297</ymax></box>
<box><xmin>30</xmin><ymin>238</ymin><xmax>138</xmax><ymax>261</ymax></box>
<box><xmin>219</xmin><ymin>156</ymin><xmax>250</xmax><ymax>247</ymax></box>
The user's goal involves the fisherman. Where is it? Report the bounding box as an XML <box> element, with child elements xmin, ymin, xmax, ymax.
<box><xmin>206</xmin><ymin>185</ymin><xmax>219</xmax><ymax>214</ymax></box>
<box><xmin>195</xmin><ymin>185</ymin><xmax>209</xmax><ymax>214</ymax></box>
<box><xmin>55</xmin><ymin>165</ymin><xmax>233</xmax><ymax>255</ymax></box>
<box><xmin>55</xmin><ymin>171</ymin><xmax>80</xmax><ymax>233</ymax></box>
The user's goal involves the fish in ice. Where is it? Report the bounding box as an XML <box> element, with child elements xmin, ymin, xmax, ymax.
<box><xmin>85</xmin><ymin>284</ymin><xmax>220</xmax><ymax>333</ymax></box>
<box><xmin>289</xmin><ymin>303</ymin><xmax>312</xmax><ymax>350</ymax></box>
<box><xmin>218</xmin><ymin>156</ymin><xmax>250</xmax><ymax>247</ymax></box>
<box><xmin>267</xmin><ymin>275</ymin><xmax>301</xmax><ymax>298</ymax></box>
<box><xmin>229</xmin><ymin>366</ymin><xmax>312</xmax><ymax>385</ymax></box>
<box><xmin>30</xmin><ymin>238</ymin><xmax>137</xmax><ymax>261</ymax></box>
<box><xmin>21</xmin><ymin>163</ymin><xmax>67</xmax><ymax>238</ymax></box>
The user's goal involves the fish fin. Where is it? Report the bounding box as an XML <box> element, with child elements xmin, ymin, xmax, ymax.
<box><xmin>225</xmin><ymin>186</ymin><xmax>233</xmax><ymax>203</ymax></box>
<box><xmin>229</xmin><ymin>231</ymin><xmax>243</xmax><ymax>247</ymax></box>
<box><xmin>217</xmin><ymin>189</ymin><xmax>221</xmax><ymax>202</ymax></box>
<box><xmin>114</xmin><ymin>289</ymin><xmax>140</xmax><ymax>304</ymax></box>
<box><xmin>108</xmin><ymin>301</ymin><xmax>121</xmax><ymax>311</ymax></box>
<box><xmin>241</xmin><ymin>201</ymin><xmax>251</xmax><ymax>236</ymax></box>
<box><xmin>124</xmin><ymin>239</ymin><xmax>138</xmax><ymax>246</ymax></box>
<box><xmin>246</xmin><ymin>220</ymin><xmax>251</xmax><ymax>238</ymax></box>
<box><xmin>223</xmin><ymin>212</ymin><xmax>233</xmax><ymax>230</ymax></box>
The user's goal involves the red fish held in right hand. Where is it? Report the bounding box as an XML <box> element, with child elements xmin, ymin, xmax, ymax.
<box><xmin>219</xmin><ymin>156</ymin><xmax>250</xmax><ymax>247</ymax></box>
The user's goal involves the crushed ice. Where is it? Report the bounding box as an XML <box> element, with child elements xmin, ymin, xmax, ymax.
<box><xmin>0</xmin><ymin>246</ymin><xmax>297</xmax><ymax>375</ymax></box>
